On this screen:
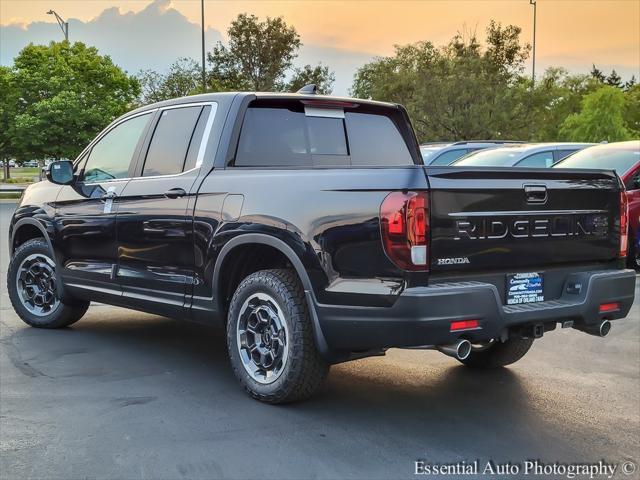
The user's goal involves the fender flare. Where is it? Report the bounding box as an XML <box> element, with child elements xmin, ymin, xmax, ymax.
<box><xmin>10</xmin><ymin>218</ymin><xmax>54</xmax><ymax>257</ymax></box>
<box><xmin>213</xmin><ymin>233</ymin><xmax>336</xmax><ymax>360</ymax></box>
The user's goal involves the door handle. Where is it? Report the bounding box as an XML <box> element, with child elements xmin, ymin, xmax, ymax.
<box><xmin>164</xmin><ymin>187</ymin><xmax>187</xmax><ymax>199</ymax></box>
<box><xmin>523</xmin><ymin>184</ymin><xmax>547</xmax><ymax>204</ymax></box>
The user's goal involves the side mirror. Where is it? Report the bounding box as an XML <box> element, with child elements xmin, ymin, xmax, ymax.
<box><xmin>45</xmin><ymin>160</ymin><xmax>75</xmax><ymax>185</ymax></box>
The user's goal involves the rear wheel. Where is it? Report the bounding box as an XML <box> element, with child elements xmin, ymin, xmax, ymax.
<box><xmin>226</xmin><ymin>269</ymin><xmax>329</xmax><ymax>403</ymax></box>
<box><xmin>8</xmin><ymin>239</ymin><xmax>89</xmax><ymax>328</ymax></box>
<box><xmin>459</xmin><ymin>337</ymin><xmax>534</xmax><ymax>368</ymax></box>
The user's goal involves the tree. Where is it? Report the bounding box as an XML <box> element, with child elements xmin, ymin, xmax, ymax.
<box><xmin>137</xmin><ymin>58</ymin><xmax>202</xmax><ymax>104</ymax></box>
<box><xmin>207</xmin><ymin>14</ymin><xmax>300</xmax><ymax>91</ymax></box>
<box><xmin>206</xmin><ymin>14</ymin><xmax>334</xmax><ymax>94</ymax></box>
<box><xmin>286</xmin><ymin>64</ymin><xmax>335</xmax><ymax>94</ymax></box>
<box><xmin>624</xmin><ymin>83</ymin><xmax>640</xmax><ymax>135</ymax></box>
<box><xmin>590</xmin><ymin>64</ymin><xmax>606</xmax><ymax>83</ymax></box>
<box><xmin>351</xmin><ymin>21</ymin><xmax>533</xmax><ymax>141</ymax></box>
<box><xmin>606</xmin><ymin>69</ymin><xmax>622</xmax><ymax>88</ymax></box>
<box><xmin>624</xmin><ymin>75</ymin><xmax>636</xmax><ymax>91</ymax></box>
<box><xmin>560</xmin><ymin>86</ymin><xmax>634</xmax><ymax>142</ymax></box>
<box><xmin>0</xmin><ymin>66</ymin><xmax>17</xmax><ymax>179</ymax></box>
<box><xmin>531</xmin><ymin>67</ymin><xmax>601</xmax><ymax>141</ymax></box>
<box><xmin>10</xmin><ymin>41</ymin><xmax>140</xmax><ymax>164</ymax></box>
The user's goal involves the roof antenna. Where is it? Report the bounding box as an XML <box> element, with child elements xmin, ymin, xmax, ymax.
<box><xmin>297</xmin><ymin>84</ymin><xmax>317</xmax><ymax>95</ymax></box>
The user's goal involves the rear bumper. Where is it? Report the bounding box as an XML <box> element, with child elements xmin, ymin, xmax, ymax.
<box><xmin>314</xmin><ymin>269</ymin><xmax>636</xmax><ymax>351</ymax></box>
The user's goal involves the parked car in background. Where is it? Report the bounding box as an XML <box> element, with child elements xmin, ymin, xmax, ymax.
<box><xmin>420</xmin><ymin>141</ymin><xmax>522</xmax><ymax>166</ymax></box>
<box><xmin>452</xmin><ymin>143</ymin><xmax>594</xmax><ymax>168</ymax></box>
<box><xmin>554</xmin><ymin>141</ymin><xmax>640</xmax><ymax>268</ymax></box>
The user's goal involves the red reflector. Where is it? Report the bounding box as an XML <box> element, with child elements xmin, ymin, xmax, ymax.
<box><xmin>599</xmin><ymin>302</ymin><xmax>620</xmax><ymax>313</ymax></box>
<box><xmin>450</xmin><ymin>320</ymin><xmax>479</xmax><ymax>331</ymax></box>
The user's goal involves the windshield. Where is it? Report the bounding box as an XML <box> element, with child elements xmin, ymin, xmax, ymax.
<box><xmin>553</xmin><ymin>142</ymin><xmax>640</xmax><ymax>175</ymax></box>
<box><xmin>454</xmin><ymin>148</ymin><xmax>523</xmax><ymax>166</ymax></box>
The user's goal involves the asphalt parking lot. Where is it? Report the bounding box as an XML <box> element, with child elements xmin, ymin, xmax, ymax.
<box><xmin>1</xmin><ymin>201</ymin><xmax>639</xmax><ymax>480</ymax></box>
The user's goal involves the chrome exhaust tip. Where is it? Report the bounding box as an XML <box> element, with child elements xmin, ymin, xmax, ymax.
<box><xmin>437</xmin><ymin>339</ymin><xmax>472</xmax><ymax>360</ymax></box>
<box><xmin>574</xmin><ymin>320</ymin><xmax>611</xmax><ymax>337</ymax></box>
<box><xmin>599</xmin><ymin>320</ymin><xmax>611</xmax><ymax>337</ymax></box>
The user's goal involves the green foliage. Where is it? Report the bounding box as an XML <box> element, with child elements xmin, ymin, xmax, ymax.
<box><xmin>353</xmin><ymin>26</ymin><xmax>638</xmax><ymax>143</ymax></box>
<box><xmin>624</xmin><ymin>84</ymin><xmax>640</xmax><ymax>134</ymax></box>
<box><xmin>0</xmin><ymin>65</ymin><xmax>17</xmax><ymax>172</ymax></box>
<box><xmin>286</xmin><ymin>64</ymin><xmax>334</xmax><ymax>94</ymax></box>
<box><xmin>352</xmin><ymin>22</ymin><xmax>533</xmax><ymax>141</ymax></box>
<box><xmin>560</xmin><ymin>86</ymin><xmax>635</xmax><ymax>142</ymax></box>
<box><xmin>207</xmin><ymin>14</ymin><xmax>334</xmax><ymax>94</ymax></box>
<box><xmin>10</xmin><ymin>41</ymin><xmax>140</xmax><ymax>161</ymax></box>
<box><xmin>530</xmin><ymin>67</ymin><xmax>601</xmax><ymax>141</ymax></box>
<box><xmin>207</xmin><ymin>14</ymin><xmax>300</xmax><ymax>91</ymax></box>
<box><xmin>137</xmin><ymin>58</ymin><xmax>203</xmax><ymax>104</ymax></box>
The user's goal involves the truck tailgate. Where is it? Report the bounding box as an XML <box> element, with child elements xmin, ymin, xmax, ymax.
<box><xmin>426</xmin><ymin>167</ymin><xmax>622</xmax><ymax>273</ymax></box>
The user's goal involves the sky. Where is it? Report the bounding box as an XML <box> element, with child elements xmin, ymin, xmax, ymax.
<box><xmin>1</xmin><ymin>0</ymin><xmax>639</xmax><ymax>95</ymax></box>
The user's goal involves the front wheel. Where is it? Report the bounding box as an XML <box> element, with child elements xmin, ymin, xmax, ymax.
<box><xmin>226</xmin><ymin>269</ymin><xmax>329</xmax><ymax>403</ymax></box>
<box><xmin>7</xmin><ymin>238</ymin><xmax>89</xmax><ymax>328</ymax></box>
<box><xmin>459</xmin><ymin>337</ymin><xmax>534</xmax><ymax>369</ymax></box>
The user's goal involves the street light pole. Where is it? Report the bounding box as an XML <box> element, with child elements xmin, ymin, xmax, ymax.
<box><xmin>530</xmin><ymin>0</ymin><xmax>537</xmax><ymax>85</ymax></box>
<box><xmin>201</xmin><ymin>0</ymin><xmax>206</xmax><ymax>91</ymax></box>
<box><xmin>46</xmin><ymin>10</ymin><xmax>68</xmax><ymax>42</ymax></box>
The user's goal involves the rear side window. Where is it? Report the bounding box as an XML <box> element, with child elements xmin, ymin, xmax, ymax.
<box><xmin>234</xmin><ymin>103</ymin><xmax>414</xmax><ymax>167</ymax></box>
<box><xmin>431</xmin><ymin>149</ymin><xmax>469</xmax><ymax>166</ymax></box>
<box><xmin>142</xmin><ymin>106</ymin><xmax>204</xmax><ymax>176</ymax></box>
<box><xmin>554</xmin><ymin>149</ymin><xmax>577</xmax><ymax>162</ymax></box>
<box><xmin>516</xmin><ymin>151</ymin><xmax>554</xmax><ymax>168</ymax></box>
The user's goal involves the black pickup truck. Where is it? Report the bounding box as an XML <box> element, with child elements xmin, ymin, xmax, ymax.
<box><xmin>7</xmin><ymin>88</ymin><xmax>635</xmax><ymax>403</ymax></box>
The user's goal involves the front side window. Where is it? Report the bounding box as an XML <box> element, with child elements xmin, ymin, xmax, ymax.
<box><xmin>516</xmin><ymin>151</ymin><xmax>554</xmax><ymax>168</ymax></box>
<box><xmin>234</xmin><ymin>103</ymin><xmax>414</xmax><ymax>168</ymax></box>
<box><xmin>143</xmin><ymin>106</ymin><xmax>205</xmax><ymax>177</ymax></box>
<box><xmin>83</xmin><ymin>113</ymin><xmax>152</xmax><ymax>182</ymax></box>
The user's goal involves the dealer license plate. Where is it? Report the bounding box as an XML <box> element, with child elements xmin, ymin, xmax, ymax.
<box><xmin>506</xmin><ymin>272</ymin><xmax>544</xmax><ymax>305</ymax></box>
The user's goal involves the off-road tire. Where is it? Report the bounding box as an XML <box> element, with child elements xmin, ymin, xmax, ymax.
<box><xmin>226</xmin><ymin>269</ymin><xmax>329</xmax><ymax>403</ymax></box>
<box><xmin>459</xmin><ymin>337</ymin><xmax>534</xmax><ymax>368</ymax></box>
<box><xmin>8</xmin><ymin>238</ymin><xmax>89</xmax><ymax>328</ymax></box>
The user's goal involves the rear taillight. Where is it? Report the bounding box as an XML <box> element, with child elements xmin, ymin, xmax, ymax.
<box><xmin>380</xmin><ymin>191</ymin><xmax>429</xmax><ymax>271</ymax></box>
<box><xmin>620</xmin><ymin>191</ymin><xmax>629</xmax><ymax>258</ymax></box>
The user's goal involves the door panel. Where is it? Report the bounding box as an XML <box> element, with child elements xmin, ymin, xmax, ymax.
<box><xmin>54</xmin><ymin>112</ymin><xmax>154</xmax><ymax>297</ymax></box>
<box><xmin>115</xmin><ymin>104</ymin><xmax>215</xmax><ymax>317</ymax></box>
<box><xmin>115</xmin><ymin>175</ymin><xmax>198</xmax><ymax>316</ymax></box>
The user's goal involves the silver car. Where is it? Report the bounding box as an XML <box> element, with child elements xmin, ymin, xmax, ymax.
<box><xmin>452</xmin><ymin>143</ymin><xmax>594</xmax><ymax>168</ymax></box>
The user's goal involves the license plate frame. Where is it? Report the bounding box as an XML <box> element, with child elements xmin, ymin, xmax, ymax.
<box><xmin>506</xmin><ymin>272</ymin><xmax>544</xmax><ymax>305</ymax></box>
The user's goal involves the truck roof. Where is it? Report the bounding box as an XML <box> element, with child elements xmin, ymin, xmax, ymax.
<box><xmin>129</xmin><ymin>92</ymin><xmax>399</xmax><ymax>117</ymax></box>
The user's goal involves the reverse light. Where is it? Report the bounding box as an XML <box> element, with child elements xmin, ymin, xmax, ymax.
<box><xmin>599</xmin><ymin>302</ymin><xmax>620</xmax><ymax>314</ymax></box>
<box><xmin>380</xmin><ymin>191</ymin><xmax>429</xmax><ymax>271</ymax></box>
<box><xmin>619</xmin><ymin>191</ymin><xmax>628</xmax><ymax>258</ymax></box>
<box><xmin>450</xmin><ymin>320</ymin><xmax>480</xmax><ymax>332</ymax></box>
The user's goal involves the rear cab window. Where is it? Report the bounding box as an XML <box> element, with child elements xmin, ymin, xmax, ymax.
<box><xmin>233</xmin><ymin>99</ymin><xmax>417</xmax><ymax>168</ymax></box>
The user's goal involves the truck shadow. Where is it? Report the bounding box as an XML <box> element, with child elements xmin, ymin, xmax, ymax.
<box><xmin>3</xmin><ymin>309</ymin><xmax>598</xmax><ymax>461</ymax></box>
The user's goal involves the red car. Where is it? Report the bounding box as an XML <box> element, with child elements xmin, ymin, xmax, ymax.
<box><xmin>554</xmin><ymin>141</ymin><xmax>640</xmax><ymax>267</ymax></box>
